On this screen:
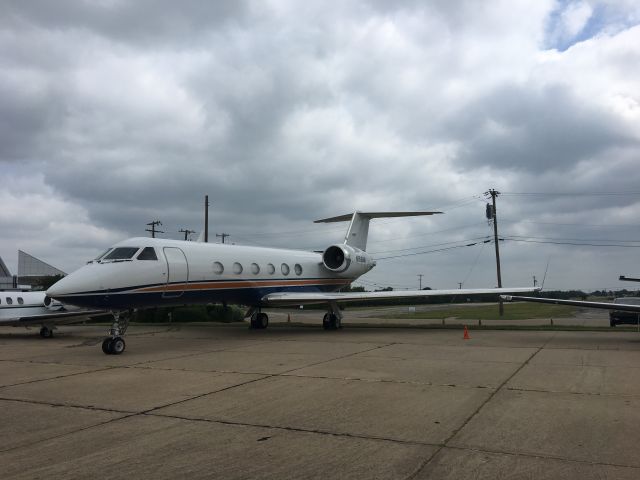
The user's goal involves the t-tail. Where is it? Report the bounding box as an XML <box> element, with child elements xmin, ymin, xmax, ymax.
<box><xmin>314</xmin><ymin>211</ymin><xmax>442</xmax><ymax>251</ymax></box>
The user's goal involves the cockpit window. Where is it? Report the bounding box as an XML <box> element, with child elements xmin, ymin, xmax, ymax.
<box><xmin>137</xmin><ymin>247</ymin><xmax>158</xmax><ymax>261</ymax></box>
<box><xmin>94</xmin><ymin>249</ymin><xmax>112</xmax><ymax>261</ymax></box>
<box><xmin>103</xmin><ymin>247</ymin><xmax>140</xmax><ymax>260</ymax></box>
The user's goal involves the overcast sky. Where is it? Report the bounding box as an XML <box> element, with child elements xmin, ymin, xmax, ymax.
<box><xmin>1</xmin><ymin>0</ymin><xmax>639</xmax><ymax>292</ymax></box>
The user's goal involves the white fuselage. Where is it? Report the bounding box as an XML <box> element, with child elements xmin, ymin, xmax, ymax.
<box><xmin>0</xmin><ymin>291</ymin><xmax>49</xmax><ymax>321</ymax></box>
<box><xmin>47</xmin><ymin>237</ymin><xmax>373</xmax><ymax>310</ymax></box>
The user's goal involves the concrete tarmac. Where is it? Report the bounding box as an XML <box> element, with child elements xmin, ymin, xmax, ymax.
<box><xmin>1</xmin><ymin>321</ymin><xmax>639</xmax><ymax>479</ymax></box>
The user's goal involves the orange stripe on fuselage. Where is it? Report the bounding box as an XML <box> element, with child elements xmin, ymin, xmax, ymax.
<box><xmin>135</xmin><ymin>278</ymin><xmax>350</xmax><ymax>293</ymax></box>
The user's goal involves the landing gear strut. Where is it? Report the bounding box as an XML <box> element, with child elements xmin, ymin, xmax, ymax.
<box><xmin>102</xmin><ymin>310</ymin><xmax>130</xmax><ymax>355</ymax></box>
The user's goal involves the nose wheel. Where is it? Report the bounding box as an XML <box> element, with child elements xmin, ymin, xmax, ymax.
<box><xmin>102</xmin><ymin>310</ymin><xmax>130</xmax><ymax>355</ymax></box>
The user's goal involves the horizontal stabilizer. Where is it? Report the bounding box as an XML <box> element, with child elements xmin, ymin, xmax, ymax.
<box><xmin>314</xmin><ymin>211</ymin><xmax>441</xmax><ymax>223</ymax></box>
<box><xmin>314</xmin><ymin>211</ymin><xmax>442</xmax><ymax>251</ymax></box>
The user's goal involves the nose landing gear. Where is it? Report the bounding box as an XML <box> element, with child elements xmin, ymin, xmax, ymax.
<box><xmin>102</xmin><ymin>310</ymin><xmax>130</xmax><ymax>355</ymax></box>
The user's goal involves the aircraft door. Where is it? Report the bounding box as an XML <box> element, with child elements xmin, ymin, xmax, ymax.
<box><xmin>163</xmin><ymin>247</ymin><xmax>189</xmax><ymax>298</ymax></box>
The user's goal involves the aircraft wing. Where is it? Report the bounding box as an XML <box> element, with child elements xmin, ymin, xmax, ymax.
<box><xmin>500</xmin><ymin>295</ymin><xmax>640</xmax><ymax>313</ymax></box>
<box><xmin>262</xmin><ymin>287</ymin><xmax>539</xmax><ymax>306</ymax></box>
<box><xmin>0</xmin><ymin>310</ymin><xmax>107</xmax><ymax>327</ymax></box>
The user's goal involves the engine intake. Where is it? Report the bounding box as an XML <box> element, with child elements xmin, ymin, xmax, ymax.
<box><xmin>323</xmin><ymin>245</ymin><xmax>348</xmax><ymax>271</ymax></box>
<box><xmin>321</xmin><ymin>244</ymin><xmax>375</xmax><ymax>277</ymax></box>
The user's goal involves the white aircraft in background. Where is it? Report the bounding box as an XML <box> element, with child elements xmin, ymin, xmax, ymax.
<box><xmin>0</xmin><ymin>290</ymin><xmax>104</xmax><ymax>337</ymax></box>
<box><xmin>47</xmin><ymin>211</ymin><xmax>537</xmax><ymax>355</ymax></box>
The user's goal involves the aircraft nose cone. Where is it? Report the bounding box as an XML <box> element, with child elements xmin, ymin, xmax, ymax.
<box><xmin>46</xmin><ymin>269</ymin><xmax>89</xmax><ymax>298</ymax></box>
<box><xmin>46</xmin><ymin>278</ymin><xmax>69</xmax><ymax>298</ymax></box>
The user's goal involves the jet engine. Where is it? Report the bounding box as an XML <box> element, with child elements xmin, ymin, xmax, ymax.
<box><xmin>44</xmin><ymin>296</ymin><xmax>64</xmax><ymax>311</ymax></box>
<box><xmin>321</xmin><ymin>244</ymin><xmax>375</xmax><ymax>277</ymax></box>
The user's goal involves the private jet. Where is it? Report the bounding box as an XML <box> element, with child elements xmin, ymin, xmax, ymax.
<box><xmin>47</xmin><ymin>211</ymin><xmax>537</xmax><ymax>355</ymax></box>
<box><xmin>0</xmin><ymin>290</ymin><xmax>103</xmax><ymax>337</ymax></box>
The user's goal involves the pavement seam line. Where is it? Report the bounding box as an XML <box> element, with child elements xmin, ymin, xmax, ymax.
<box><xmin>144</xmin><ymin>411</ymin><xmax>437</xmax><ymax>447</ymax></box>
<box><xmin>405</xmin><ymin>342</ymin><xmax>547</xmax><ymax>480</ymax></box>
<box><xmin>445</xmin><ymin>444</ymin><xmax>640</xmax><ymax>471</ymax></box>
<box><xmin>0</xmin><ymin>366</ymin><xmax>118</xmax><ymax>389</ymax></box>
<box><xmin>137</xmin><ymin>342</ymin><xmax>395</xmax><ymax>416</ymax></box>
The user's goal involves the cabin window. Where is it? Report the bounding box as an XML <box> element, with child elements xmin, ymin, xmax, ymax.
<box><xmin>233</xmin><ymin>262</ymin><xmax>243</xmax><ymax>274</ymax></box>
<box><xmin>137</xmin><ymin>247</ymin><xmax>158</xmax><ymax>261</ymax></box>
<box><xmin>103</xmin><ymin>247</ymin><xmax>139</xmax><ymax>260</ymax></box>
<box><xmin>17</xmin><ymin>297</ymin><xmax>24</xmax><ymax>305</ymax></box>
<box><xmin>294</xmin><ymin>264</ymin><xmax>303</xmax><ymax>276</ymax></box>
<box><xmin>251</xmin><ymin>263</ymin><xmax>260</xmax><ymax>274</ymax></box>
<box><xmin>281</xmin><ymin>263</ymin><xmax>290</xmax><ymax>276</ymax></box>
<box><xmin>267</xmin><ymin>263</ymin><xmax>275</xmax><ymax>275</ymax></box>
<box><xmin>213</xmin><ymin>262</ymin><xmax>224</xmax><ymax>274</ymax></box>
<box><xmin>6</xmin><ymin>297</ymin><xmax>12</xmax><ymax>305</ymax></box>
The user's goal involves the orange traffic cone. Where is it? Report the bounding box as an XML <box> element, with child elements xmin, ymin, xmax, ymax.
<box><xmin>463</xmin><ymin>325</ymin><xmax>470</xmax><ymax>340</ymax></box>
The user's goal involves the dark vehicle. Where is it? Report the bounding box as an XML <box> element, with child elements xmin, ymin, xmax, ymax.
<box><xmin>609</xmin><ymin>297</ymin><xmax>640</xmax><ymax>326</ymax></box>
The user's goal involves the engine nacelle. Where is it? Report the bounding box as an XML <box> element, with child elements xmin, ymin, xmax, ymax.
<box><xmin>321</xmin><ymin>244</ymin><xmax>375</xmax><ymax>278</ymax></box>
<box><xmin>44</xmin><ymin>296</ymin><xmax>64</xmax><ymax>311</ymax></box>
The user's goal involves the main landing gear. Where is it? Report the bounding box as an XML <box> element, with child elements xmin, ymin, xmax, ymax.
<box><xmin>250</xmin><ymin>310</ymin><xmax>269</xmax><ymax>329</ymax></box>
<box><xmin>322</xmin><ymin>312</ymin><xmax>342</xmax><ymax>330</ymax></box>
<box><xmin>39</xmin><ymin>326</ymin><xmax>54</xmax><ymax>338</ymax></box>
<box><xmin>102</xmin><ymin>310</ymin><xmax>130</xmax><ymax>355</ymax></box>
<box><xmin>246</xmin><ymin>304</ymin><xmax>342</xmax><ymax>331</ymax></box>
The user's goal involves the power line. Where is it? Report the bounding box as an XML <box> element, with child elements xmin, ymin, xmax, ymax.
<box><xmin>374</xmin><ymin>242</ymin><xmax>482</xmax><ymax>260</ymax></box>
<box><xmin>502</xmin><ymin>234</ymin><xmax>640</xmax><ymax>244</ymax></box>
<box><xmin>503</xmin><ymin>237</ymin><xmax>640</xmax><ymax>248</ymax></box>
<box><xmin>369</xmin><ymin>235</ymin><xmax>491</xmax><ymax>255</ymax></box>
<box><xmin>501</xmin><ymin>191</ymin><xmax>640</xmax><ymax>196</ymax></box>
<box><xmin>502</xmin><ymin>218</ymin><xmax>640</xmax><ymax>228</ymax></box>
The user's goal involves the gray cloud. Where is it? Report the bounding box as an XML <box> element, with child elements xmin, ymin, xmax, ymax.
<box><xmin>1</xmin><ymin>1</ymin><xmax>639</xmax><ymax>290</ymax></box>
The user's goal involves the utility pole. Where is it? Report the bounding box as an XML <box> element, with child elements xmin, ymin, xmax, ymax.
<box><xmin>146</xmin><ymin>220</ymin><xmax>164</xmax><ymax>238</ymax></box>
<box><xmin>458</xmin><ymin>282</ymin><xmax>463</xmax><ymax>289</ymax></box>
<box><xmin>204</xmin><ymin>195</ymin><xmax>209</xmax><ymax>243</ymax></box>
<box><xmin>533</xmin><ymin>275</ymin><xmax>537</xmax><ymax>288</ymax></box>
<box><xmin>179</xmin><ymin>228</ymin><xmax>196</xmax><ymax>241</ymax></box>
<box><xmin>216</xmin><ymin>233</ymin><xmax>230</xmax><ymax>244</ymax></box>
<box><xmin>485</xmin><ymin>189</ymin><xmax>503</xmax><ymax>315</ymax></box>
<box><xmin>417</xmin><ymin>274</ymin><xmax>423</xmax><ymax>290</ymax></box>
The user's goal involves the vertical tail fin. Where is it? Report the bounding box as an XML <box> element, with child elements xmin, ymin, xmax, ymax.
<box><xmin>314</xmin><ymin>211</ymin><xmax>442</xmax><ymax>251</ymax></box>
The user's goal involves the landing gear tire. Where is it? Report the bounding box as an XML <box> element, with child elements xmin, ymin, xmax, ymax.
<box><xmin>111</xmin><ymin>337</ymin><xmax>126</xmax><ymax>354</ymax></box>
<box><xmin>101</xmin><ymin>338</ymin><xmax>112</xmax><ymax>354</ymax></box>
<box><xmin>251</xmin><ymin>312</ymin><xmax>269</xmax><ymax>329</ymax></box>
<box><xmin>323</xmin><ymin>313</ymin><xmax>340</xmax><ymax>331</ymax></box>
<box><xmin>101</xmin><ymin>337</ymin><xmax>126</xmax><ymax>355</ymax></box>
<box><xmin>39</xmin><ymin>326</ymin><xmax>54</xmax><ymax>338</ymax></box>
